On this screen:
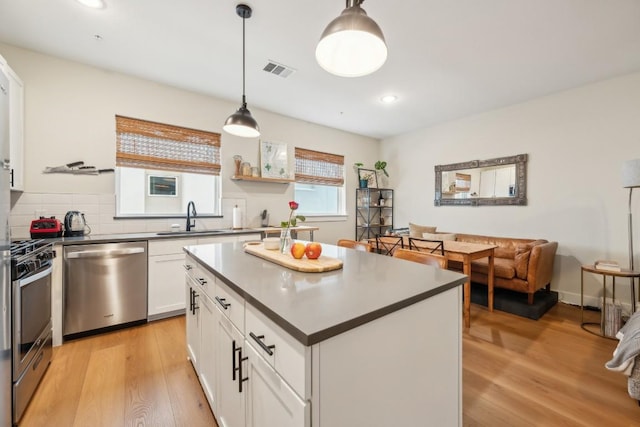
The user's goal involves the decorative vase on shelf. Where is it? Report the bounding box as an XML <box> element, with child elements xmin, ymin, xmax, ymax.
<box><xmin>280</xmin><ymin>228</ymin><xmax>292</xmax><ymax>254</ymax></box>
<box><xmin>377</xmin><ymin>170</ymin><xmax>388</xmax><ymax>188</ymax></box>
<box><xmin>359</xmin><ymin>179</ymin><xmax>368</xmax><ymax>188</ymax></box>
<box><xmin>233</xmin><ymin>155</ymin><xmax>243</xmax><ymax>176</ymax></box>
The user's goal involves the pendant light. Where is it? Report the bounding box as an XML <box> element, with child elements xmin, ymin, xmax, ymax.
<box><xmin>315</xmin><ymin>0</ymin><xmax>387</xmax><ymax>78</ymax></box>
<box><xmin>223</xmin><ymin>4</ymin><xmax>260</xmax><ymax>138</ymax></box>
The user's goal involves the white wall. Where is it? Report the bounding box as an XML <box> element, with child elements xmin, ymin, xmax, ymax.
<box><xmin>382</xmin><ymin>71</ymin><xmax>640</xmax><ymax>309</ymax></box>
<box><xmin>1</xmin><ymin>43</ymin><xmax>379</xmax><ymax>244</ymax></box>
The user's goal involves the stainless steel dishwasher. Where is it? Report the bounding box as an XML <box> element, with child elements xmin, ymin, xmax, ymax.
<box><xmin>63</xmin><ymin>241</ymin><xmax>148</xmax><ymax>338</ymax></box>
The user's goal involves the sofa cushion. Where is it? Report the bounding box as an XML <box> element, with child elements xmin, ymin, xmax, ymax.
<box><xmin>514</xmin><ymin>243</ymin><xmax>535</xmax><ymax>279</ymax></box>
<box><xmin>470</xmin><ymin>257</ymin><xmax>516</xmax><ymax>280</ymax></box>
<box><xmin>423</xmin><ymin>232</ymin><xmax>456</xmax><ymax>241</ymax></box>
<box><xmin>409</xmin><ymin>223</ymin><xmax>436</xmax><ymax>238</ymax></box>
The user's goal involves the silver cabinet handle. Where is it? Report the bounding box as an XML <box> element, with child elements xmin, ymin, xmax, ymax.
<box><xmin>66</xmin><ymin>247</ymin><xmax>145</xmax><ymax>258</ymax></box>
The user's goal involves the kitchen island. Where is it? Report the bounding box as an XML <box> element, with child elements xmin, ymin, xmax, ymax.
<box><xmin>184</xmin><ymin>241</ymin><xmax>467</xmax><ymax>427</ymax></box>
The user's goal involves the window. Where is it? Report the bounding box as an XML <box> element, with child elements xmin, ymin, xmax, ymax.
<box><xmin>115</xmin><ymin>115</ymin><xmax>222</xmax><ymax>216</ymax></box>
<box><xmin>294</xmin><ymin>148</ymin><xmax>345</xmax><ymax>215</ymax></box>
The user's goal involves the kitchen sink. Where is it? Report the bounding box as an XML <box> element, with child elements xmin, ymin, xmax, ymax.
<box><xmin>156</xmin><ymin>230</ymin><xmax>228</xmax><ymax>236</ymax></box>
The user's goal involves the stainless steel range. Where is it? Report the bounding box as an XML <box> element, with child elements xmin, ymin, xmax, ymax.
<box><xmin>10</xmin><ymin>239</ymin><xmax>54</xmax><ymax>424</ymax></box>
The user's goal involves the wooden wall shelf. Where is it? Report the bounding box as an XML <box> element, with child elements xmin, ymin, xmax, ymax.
<box><xmin>231</xmin><ymin>175</ymin><xmax>293</xmax><ymax>184</ymax></box>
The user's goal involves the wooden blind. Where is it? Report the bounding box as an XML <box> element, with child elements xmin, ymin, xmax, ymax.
<box><xmin>115</xmin><ymin>115</ymin><xmax>221</xmax><ymax>175</ymax></box>
<box><xmin>294</xmin><ymin>148</ymin><xmax>344</xmax><ymax>186</ymax></box>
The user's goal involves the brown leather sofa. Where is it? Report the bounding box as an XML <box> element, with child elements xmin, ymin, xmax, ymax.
<box><xmin>445</xmin><ymin>233</ymin><xmax>558</xmax><ymax>304</ymax></box>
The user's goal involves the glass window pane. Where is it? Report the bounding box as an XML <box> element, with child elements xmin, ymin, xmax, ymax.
<box><xmin>116</xmin><ymin>167</ymin><xmax>220</xmax><ymax>216</ymax></box>
<box><xmin>294</xmin><ymin>183</ymin><xmax>342</xmax><ymax>215</ymax></box>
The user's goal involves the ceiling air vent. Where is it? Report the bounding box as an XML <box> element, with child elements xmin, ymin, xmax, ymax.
<box><xmin>263</xmin><ymin>60</ymin><xmax>296</xmax><ymax>78</ymax></box>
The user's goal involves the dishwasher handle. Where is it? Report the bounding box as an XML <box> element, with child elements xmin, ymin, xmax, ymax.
<box><xmin>66</xmin><ymin>247</ymin><xmax>146</xmax><ymax>259</ymax></box>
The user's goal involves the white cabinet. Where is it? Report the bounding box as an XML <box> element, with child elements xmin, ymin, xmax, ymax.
<box><xmin>0</xmin><ymin>56</ymin><xmax>24</xmax><ymax>191</ymax></box>
<box><xmin>216</xmin><ymin>311</ymin><xmax>246</xmax><ymax>427</ymax></box>
<box><xmin>148</xmin><ymin>239</ymin><xmax>192</xmax><ymax>320</ymax></box>
<box><xmin>187</xmin><ymin>255</ymin><xmax>309</xmax><ymax>427</ymax></box>
<box><xmin>185</xmin><ymin>274</ymin><xmax>200</xmax><ymax>368</ymax></box>
<box><xmin>148</xmin><ymin>234</ymin><xmax>260</xmax><ymax>320</ymax></box>
<box><xmin>245</xmin><ymin>304</ymin><xmax>309</xmax><ymax>399</ymax></box>
<box><xmin>245</xmin><ymin>342</ymin><xmax>309</xmax><ymax>427</ymax></box>
<box><xmin>199</xmin><ymin>292</ymin><xmax>218</xmax><ymax>412</ymax></box>
<box><xmin>186</xmin><ymin>253</ymin><xmax>462</xmax><ymax>427</ymax></box>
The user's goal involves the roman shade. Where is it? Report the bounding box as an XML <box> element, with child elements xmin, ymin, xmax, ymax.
<box><xmin>294</xmin><ymin>148</ymin><xmax>344</xmax><ymax>186</ymax></box>
<box><xmin>115</xmin><ymin>115</ymin><xmax>221</xmax><ymax>175</ymax></box>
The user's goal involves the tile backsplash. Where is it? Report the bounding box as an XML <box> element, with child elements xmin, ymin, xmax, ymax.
<box><xmin>9</xmin><ymin>192</ymin><xmax>246</xmax><ymax>239</ymax></box>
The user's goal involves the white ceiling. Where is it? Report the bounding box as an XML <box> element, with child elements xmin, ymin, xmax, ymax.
<box><xmin>1</xmin><ymin>0</ymin><xmax>640</xmax><ymax>139</ymax></box>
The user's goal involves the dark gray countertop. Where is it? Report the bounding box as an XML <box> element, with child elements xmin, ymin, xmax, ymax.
<box><xmin>185</xmin><ymin>242</ymin><xmax>467</xmax><ymax>346</ymax></box>
<box><xmin>37</xmin><ymin>229</ymin><xmax>262</xmax><ymax>245</ymax></box>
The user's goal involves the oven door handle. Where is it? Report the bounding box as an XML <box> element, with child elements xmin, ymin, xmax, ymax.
<box><xmin>17</xmin><ymin>265</ymin><xmax>53</xmax><ymax>287</ymax></box>
<box><xmin>65</xmin><ymin>247</ymin><xmax>145</xmax><ymax>259</ymax></box>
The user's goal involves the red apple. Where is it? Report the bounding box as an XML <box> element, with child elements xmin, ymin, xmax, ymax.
<box><xmin>290</xmin><ymin>242</ymin><xmax>306</xmax><ymax>259</ymax></box>
<box><xmin>305</xmin><ymin>242</ymin><xmax>322</xmax><ymax>260</ymax></box>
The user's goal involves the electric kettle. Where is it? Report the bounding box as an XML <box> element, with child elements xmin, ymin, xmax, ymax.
<box><xmin>64</xmin><ymin>211</ymin><xmax>89</xmax><ymax>237</ymax></box>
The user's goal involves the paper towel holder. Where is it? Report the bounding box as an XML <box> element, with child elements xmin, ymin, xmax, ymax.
<box><xmin>232</xmin><ymin>205</ymin><xmax>243</xmax><ymax>229</ymax></box>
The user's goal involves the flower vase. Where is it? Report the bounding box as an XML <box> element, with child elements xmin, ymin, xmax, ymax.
<box><xmin>280</xmin><ymin>228</ymin><xmax>292</xmax><ymax>254</ymax></box>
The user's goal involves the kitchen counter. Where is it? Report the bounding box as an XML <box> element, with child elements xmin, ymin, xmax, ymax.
<box><xmin>48</xmin><ymin>229</ymin><xmax>264</xmax><ymax>347</ymax></box>
<box><xmin>38</xmin><ymin>228</ymin><xmax>262</xmax><ymax>245</ymax></box>
<box><xmin>185</xmin><ymin>241</ymin><xmax>467</xmax><ymax>345</ymax></box>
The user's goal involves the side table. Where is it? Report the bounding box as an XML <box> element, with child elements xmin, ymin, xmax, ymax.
<box><xmin>580</xmin><ymin>265</ymin><xmax>640</xmax><ymax>339</ymax></box>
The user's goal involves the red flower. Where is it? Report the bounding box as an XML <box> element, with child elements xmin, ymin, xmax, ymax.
<box><xmin>289</xmin><ymin>201</ymin><xmax>299</xmax><ymax>210</ymax></box>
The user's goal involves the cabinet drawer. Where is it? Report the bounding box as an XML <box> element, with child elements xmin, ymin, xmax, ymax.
<box><xmin>193</xmin><ymin>266</ymin><xmax>216</xmax><ymax>297</ymax></box>
<box><xmin>213</xmin><ymin>279</ymin><xmax>244</xmax><ymax>331</ymax></box>
<box><xmin>245</xmin><ymin>304</ymin><xmax>310</xmax><ymax>399</ymax></box>
<box><xmin>149</xmin><ymin>238</ymin><xmax>192</xmax><ymax>256</ymax></box>
<box><xmin>184</xmin><ymin>255</ymin><xmax>198</xmax><ymax>278</ymax></box>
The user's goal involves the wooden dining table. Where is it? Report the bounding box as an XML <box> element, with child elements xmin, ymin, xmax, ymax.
<box><xmin>371</xmin><ymin>236</ymin><xmax>496</xmax><ymax>328</ymax></box>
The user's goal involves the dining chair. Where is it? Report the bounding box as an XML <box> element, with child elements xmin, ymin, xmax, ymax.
<box><xmin>374</xmin><ymin>235</ymin><xmax>404</xmax><ymax>256</ymax></box>
<box><xmin>337</xmin><ymin>239</ymin><xmax>373</xmax><ymax>252</ymax></box>
<box><xmin>408</xmin><ymin>237</ymin><xmax>445</xmax><ymax>256</ymax></box>
<box><xmin>393</xmin><ymin>248</ymin><xmax>448</xmax><ymax>269</ymax></box>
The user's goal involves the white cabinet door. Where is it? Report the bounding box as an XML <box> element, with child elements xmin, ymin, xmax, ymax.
<box><xmin>237</xmin><ymin>233</ymin><xmax>261</xmax><ymax>242</ymax></box>
<box><xmin>148</xmin><ymin>253</ymin><xmax>186</xmax><ymax>318</ymax></box>
<box><xmin>199</xmin><ymin>292</ymin><xmax>218</xmax><ymax>412</ymax></box>
<box><xmin>185</xmin><ymin>277</ymin><xmax>200</xmax><ymax>371</ymax></box>
<box><xmin>0</xmin><ymin>63</ymin><xmax>24</xmax><ymax>191</ymax></box>
<box><xmin>245</xmin><ymin>343</ymin><xmax>309</xmax><ymax>427</ymax></box>
<box><xmin>198</xmin><ymin>236</ymin><xmax>237</xmax><ymax>245</ymax></box>
<box><xmin>216</xmin><ymin>311</ymin><xmax>246</xmax><ymax>427</ymax></box>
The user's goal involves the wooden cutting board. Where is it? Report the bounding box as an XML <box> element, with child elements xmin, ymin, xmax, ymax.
<box><xmin>244</xmin><ymin>242</ymin><xmax>343</xmax><ymax>272</ymax></box>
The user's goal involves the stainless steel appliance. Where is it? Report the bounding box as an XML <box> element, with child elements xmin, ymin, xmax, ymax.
<box><xmin>63</xmin><ymin>210</ymin><xmax>89</xmax><ymax>237</ymax></box>
<box><xmin>10</xmin><ymin>239</ymin><xmax>54</xmax><ymax>424</ymax></box>
<box><xmin>63</xmin><ymin>242</ymin><xmax>148</xmax><ymax>339</ymax></box>
<box><xmin>1</xmin><ymin>64</ymin><xmax>12</xmax><ymax>427</ymax></box>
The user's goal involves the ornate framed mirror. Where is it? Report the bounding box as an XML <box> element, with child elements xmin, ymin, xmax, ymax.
<box><xmin>434</xmin><ymin>154</ymin><xmax>527</xmax><ymax>206</ymax></box>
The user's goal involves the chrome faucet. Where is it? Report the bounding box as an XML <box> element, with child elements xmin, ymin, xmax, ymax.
<box><xmin>186</xmin><ymin>201</ymin><xmax>197</xmax><ymax>231</ymax></box>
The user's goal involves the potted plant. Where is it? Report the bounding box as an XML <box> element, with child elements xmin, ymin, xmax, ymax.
<box><xmin>375</xmin><ymin>161</ymin><xmax>389</xmax><ymax>177</ymax></box>
<box><xmin>359</xmin><ymin>171</ymin><xmax>373</xmax><ymax>188</ymax></box>
<box><xmin>375</xmin><ymin>161</ymin><xmax>389</xmax><ymax>187</ymax></box>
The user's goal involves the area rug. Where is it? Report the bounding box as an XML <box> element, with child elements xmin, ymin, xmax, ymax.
<box><xmin>470</xmin><ymin>282</ymin><xmax>558</xmax><ymax>320</ymax></box>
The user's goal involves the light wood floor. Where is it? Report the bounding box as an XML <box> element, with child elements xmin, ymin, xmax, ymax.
<box><xmin>20</xmin><ymin>304</ymin><xmax>640</xmax><ymax>426</ymax></box>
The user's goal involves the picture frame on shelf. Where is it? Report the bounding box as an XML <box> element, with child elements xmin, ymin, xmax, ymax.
<box><xmin>358</xmin><ymin>168</ymin><xmax>378</xmax><ymax>189</ymax></box>
<box><xmin>260</xmin><ymin>140</ymin><xmax>289</xmax><ymax>179</ymax></box>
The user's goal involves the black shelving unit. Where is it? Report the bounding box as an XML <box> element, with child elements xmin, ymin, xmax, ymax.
<box><xmin>355</xmin><ymin>188</ymin><xmax>394</xmax><ymax>241</ymax></box>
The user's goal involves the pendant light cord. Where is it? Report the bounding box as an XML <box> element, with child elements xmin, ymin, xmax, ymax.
<box><xmin>242</xmin><ymin>13</ymin><xmax>246</xmax><ymax>107</ymax></box>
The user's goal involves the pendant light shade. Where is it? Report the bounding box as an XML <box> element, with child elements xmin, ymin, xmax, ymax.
<box><xmin>316</xmin><ymin>0</ymin><xmax>387</xmax><ymax>78</ymax></box>
<box><xmin>223</xmin><ymin>4</ymin><xmax>260</xmax><ymax>138</ymax></box>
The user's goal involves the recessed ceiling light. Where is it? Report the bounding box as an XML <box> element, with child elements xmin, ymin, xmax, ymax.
<box><xmin>76</xmin><ymin>0</ymin><xmax>105</xmax><ymax>9</ymax></box>
<box><xmin>380</xmin><ymin>95</ymin><xmax>398</xmax><ymax>104</ymax></box>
